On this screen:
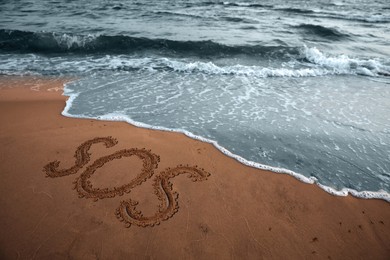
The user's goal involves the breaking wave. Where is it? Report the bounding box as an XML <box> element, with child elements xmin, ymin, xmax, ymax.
<box><xmin>1</xmin><ymin>44</ymin><xmax>388</xmax><ymax>78</ymax></box>
<box><xmin>0</xmin><ymin>29</ymin><xmax>297</xmax><ymax>58</ymax></box>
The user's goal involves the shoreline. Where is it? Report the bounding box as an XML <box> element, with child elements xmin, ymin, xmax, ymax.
<box><xmin>62</xmin><ymin>78</ymin><xmax>390</xmax><ymax>202</ymax></box>
<box><xmin>0</xmin><ymin>76</ymin><xmax>389</xmax><ymax>258</ymax></box>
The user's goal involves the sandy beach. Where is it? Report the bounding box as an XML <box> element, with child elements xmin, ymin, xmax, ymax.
<box><xmin>0</xmin><ymin>76</ymin><xmax>389</xmax><ymax>259</ymax></box>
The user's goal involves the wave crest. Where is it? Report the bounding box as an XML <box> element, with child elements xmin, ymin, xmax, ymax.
<box><xmin>303</xmin><ymin>46</ymin><xmax>390</xmax><ymax>76</ymax></box>
<box><xmin>0</xmin><ymin>29</ymin><xmax>297</xmax><ymax>58</ymax></box>
<box><xmin>1</xmin><ymin>48</ymin><xmax>389</xmax><ymax>78</ymax></box>
<box><xmin>294</xmin><ymin>24</ymin><xmax>350</xmax><ymax>40</ymax></box>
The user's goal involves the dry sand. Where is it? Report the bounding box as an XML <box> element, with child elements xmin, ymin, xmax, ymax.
<box><xmin>0</xmin><ymin>76</ymin><xmax>389</xmax><ymax>259</ymax></box>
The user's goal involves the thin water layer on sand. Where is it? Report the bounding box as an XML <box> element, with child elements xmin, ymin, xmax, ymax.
<box><xmin>62</xmin><ymin>69</ymin><xmax>390</xmax><ymax>201</ymax></box>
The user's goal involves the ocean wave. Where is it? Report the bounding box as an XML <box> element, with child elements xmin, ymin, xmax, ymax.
<box><xmin>302</xmin><ymin>46</ymin><xmax>390</xmax><ymax>77</ymax></box>
<box><xmin>293</xmin><ymin>24</ymin><xmax>350</xmax><ymax>40</ymax></box>
<box><xmin>1</xmin><ymin>54</ymin><xmax>322</xmax><ymax>77</ymax></box>
<box><xmin>161</xmin><ymin>59</ymin><xmax>329</xmax><ymax>77</ymax></box>
<box><xmin>274</xmin><ymin>8</ymin><xmax>390</xmax><ymax>24</ymax></box>
<box><xmin>196</xmin><ymin>2</ymin><xmax>272</xmax><ymax>8</ymax></box>
<box><xmin>342</xmin><ymin>14</ymin><xmax>390</xmax><ymax>23</ymax></box>
<box><xmin>157</xmin><ymin>50</ymin><xmax>390</xmax><ymax>77</ymax></box>
<box><xmin>276</xmin><ymin>7</ymin><xmax>315</xmax><ymax>14</ymax></box>
<box><xmin>222</xmin><ymin>16</ymin><xmax>258</xmax><ymax>23</ymax></box>
<box><xmin>0</xmin><ymin>29</ymin><xmax>298</xmax><ymax>58</ymax></box>
<box><xmin>1</xmin><ymin>47</ymin><xmax>389</xmax><ymax>78</ymax></box>
<box><xmin>152</xmin><ymin>11</ymin><xmax>206</xmax><ymax>19</ymax></box>
<box><xmin>304</xmin><ymin>11</ymin><xmax>390</xmax><ymax>24</ymax></box>
<box><xmin>221</xmin><ymin>2</ymin><xmax>273</xmax><ymax>8</ymax></box>
<box><xmin>1</xmin><ymin>30</ymin><xmax>388</xmax><ymax>78</ymax></box>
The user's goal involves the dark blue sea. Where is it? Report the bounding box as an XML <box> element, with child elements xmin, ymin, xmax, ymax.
<box><xmin>1</xmin><ymin>0</ymin><xmax>389</xmax><ymax>200</ymax></box>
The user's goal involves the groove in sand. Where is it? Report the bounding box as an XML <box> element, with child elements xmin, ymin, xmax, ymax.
<box><xmin>44</xmin><ymin>137</ymin><xmax>210</xmax><ymax>228</ymax></box>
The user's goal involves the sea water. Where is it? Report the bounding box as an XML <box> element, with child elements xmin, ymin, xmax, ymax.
<box><xmin>1</xmin><ymin>0</ymin><xmax>389</xmax><ymax>201</ymax></box>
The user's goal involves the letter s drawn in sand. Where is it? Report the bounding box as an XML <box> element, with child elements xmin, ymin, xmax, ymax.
<box><xmin>44</xmin><ymin>137</ymin><xmax>119</xmax><ymax>177</ymax></box>
<box><xmin>116</xmin><ymin>165</ymin><xmax>210</xmax><ymax>227</ymax></box>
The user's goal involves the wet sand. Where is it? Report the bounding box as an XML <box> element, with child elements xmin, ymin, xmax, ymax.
<box><xmin>0</xmin><ymin>76</ymin><xmax>389</xmax><ymax>259</ymax></box>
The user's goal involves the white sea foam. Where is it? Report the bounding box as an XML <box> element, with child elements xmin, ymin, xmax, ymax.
<box><xmin>162</xmin><ymin>59</ymin><xmax>331</xmax><ymax>77</ymax></box>
<box><xmin>61</xmin><ymin>81</ymin><xmax>390</xmax><ymax>202</ymax></box>
<box><xmin>53</xmin><ymin>33</ymin><xmax>98</xmax><ymax>49</ymax></box>
<box><xmin>303</xmin><ymin>45</ymin><xmax>390</xmax><ymax>76</ymax></box>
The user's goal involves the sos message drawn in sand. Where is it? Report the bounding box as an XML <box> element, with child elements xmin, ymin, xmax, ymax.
<box><xmin>43</xmin><ymin>137</ymin><xmax>210</xmax><ymax>228</ymax></box>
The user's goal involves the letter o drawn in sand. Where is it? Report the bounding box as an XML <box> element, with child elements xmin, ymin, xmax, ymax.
<box><xmin>74</xmin><ymin>148</ymin><xmax>160</xmax><ymax>201</ymax></box>
<box><xmin>43</xmin><ymin>137</ymin><xmax>210</xmax><ymax>228</ymax></box>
